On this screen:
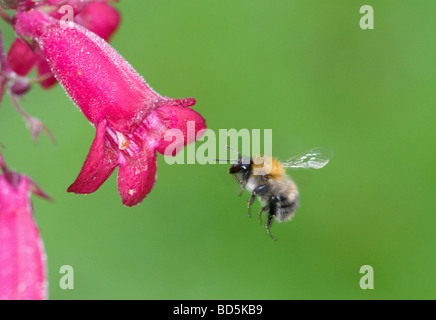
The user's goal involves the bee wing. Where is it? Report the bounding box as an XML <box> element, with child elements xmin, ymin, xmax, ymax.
<box><xmin>282</xmin><ymin>147</ymin><xmax>333</xmax><ymax>169</ymax></box>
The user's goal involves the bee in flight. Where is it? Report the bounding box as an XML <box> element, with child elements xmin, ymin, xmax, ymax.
<box><xmin>220</xmin><ymin>147</ymin><xmax>332</xmax><ymax>241</ymax></box>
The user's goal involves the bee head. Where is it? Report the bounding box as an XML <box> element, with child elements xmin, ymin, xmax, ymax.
<box><xmin>228</xmin><ymin>156</ymin><xmax>252</xmax><ymax>174</ymax></box>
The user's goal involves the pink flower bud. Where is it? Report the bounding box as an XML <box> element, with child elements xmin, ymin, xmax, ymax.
<box><xmin>74</xmin><ymin>2</ymin><xmax>120</xmax><ymax>42</ymax></box>
<box><xmin>6</xmin><ymin>38</ymin><xmax>36</xmax><ymax>77</ymax></box>
<box><xmin>8</xmin><ymin>78</ymin><xmax>31</xmax><ymax>96</ymax></box>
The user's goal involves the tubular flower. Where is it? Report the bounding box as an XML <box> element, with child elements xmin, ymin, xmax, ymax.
<box><xmin>14</xmin><ymin>9</ymin><xmax>206</xmax><ymax>206</ymax></box>
<box><xmin>7</xmin><ymin>0</ymin><xmax>120</xmax><ymax>89</ymax></box>
<box><xmin>0</xmin><ymin>152</ymin><xmax>50</xmax><ymax>300</ymax></box>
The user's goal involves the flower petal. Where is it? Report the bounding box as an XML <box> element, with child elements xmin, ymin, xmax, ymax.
<box><xmin>117</xmin><ymin>139</ymin><xmax>157</xmax><ymax>207</ymax></box>
<box><xmin>0</xmin><ymin>176</ymin><xmax>47</xmax><ymax>300</ymax></box>
<box><xmin>151</xmin><ymin>105</ymin><xmax>207</xmax><ymax>156</ymax></box>
<box><xmin>68</xmin><ymin>120</ymin><xmax>118</xmax><ymax>194</ymax></box>
<box><xmin>7</xmin><ymin>38</ymin><xmax>37</xmax><ymax>76</ymax></box>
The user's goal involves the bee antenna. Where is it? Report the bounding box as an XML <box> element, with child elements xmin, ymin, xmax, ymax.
<box><xmin>226</xmin><ymin>145</ymin><xmax>242</xmax><ymax>160</ymax></box>
<box><xmin>226</xmin><ymin>145</ymin><xmax>240</xmax><ymax>154</ymax></box>
<box><xmin>215</xmin><ymin>159</ymin><xmax>238</xmax><ymax>163</ymax></box>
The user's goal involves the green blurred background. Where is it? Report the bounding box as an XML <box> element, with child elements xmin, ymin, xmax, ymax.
<box><xmin>1</xmin><ymin>0</ymin><xmax>435</xmax><ymax>299</ymax></box>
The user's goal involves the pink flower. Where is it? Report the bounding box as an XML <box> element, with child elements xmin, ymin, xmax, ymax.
<box><xmin>7</xmin><ymin>1</ymin><xmax>120</xmax><ymax>89</ymax></box>
<box><xmin>0</xmin><ymin>152</ymin><xmax>50</xmax><ymax>300</ymax></box>
<box><xmin>14</xmin><ymin>9</ymin><xmax>206</xmax><ymax>206</ymax></box>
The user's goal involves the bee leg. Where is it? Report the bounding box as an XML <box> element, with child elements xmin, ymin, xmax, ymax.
<box><xmin>257</xmin><ymin>206</ymin><xmax>268</xmax><ymax>224</ymax></box>
<box><xmin>265</xmin><ymin>213</ymin><xmax>277</xmax><ymax>241</ymax></box>
<box><xmin>248</xmin><ymin>184</ymin><xmax>270</xmax><ymax>218</ymax></box>
<box><xmin>232</xmin><ymin>174</ymin><xmax>245</xmax><ymax>196</ymax></box>
<box><xmin>232</xmin><ymin>174</ymin><xmax>242</xmax><ymax>185</ymax></box>
<box><xmin>247</xmin><ymin>193</ymin><xmax>256</xmax><ymax>217</ymax></box>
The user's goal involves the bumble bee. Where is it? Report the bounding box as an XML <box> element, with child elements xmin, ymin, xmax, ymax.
<box><xmin>223</xmin><ymin>147</ymin><xmax>332</xmax><ymax>241</ymax></box>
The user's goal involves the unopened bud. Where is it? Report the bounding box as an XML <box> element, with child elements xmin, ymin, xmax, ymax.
<box><xmin>9</xmin><ymin>79</ymin><xmax>31</xmax><ymax>96</ymax></box>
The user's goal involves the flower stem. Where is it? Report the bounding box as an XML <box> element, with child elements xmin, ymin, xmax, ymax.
<box><xmin>10</xmin><ymin>94</ymin><xmax>57</xmax><ymax>144</ymax></box>
<box><xmin>0</xmin><ymin>7</ymin><xmax>12</xmax><ymax>24</ymax></box>
<box><xmin>0</xmin><ymin>148</ymin><xmax>7</xmax><ymax>172</ymax></box>
<box><xmin>0</xmin><ymin>24</ymin><xmax>8</xmax><ymax>103</ymax></box>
